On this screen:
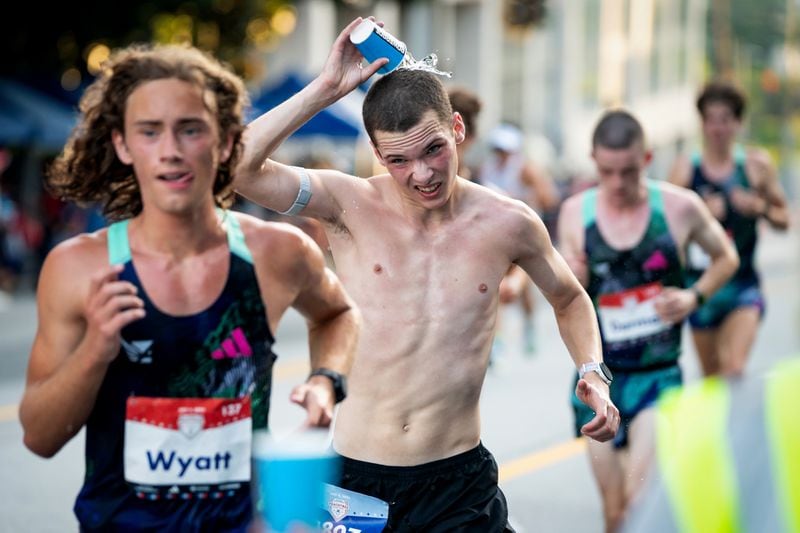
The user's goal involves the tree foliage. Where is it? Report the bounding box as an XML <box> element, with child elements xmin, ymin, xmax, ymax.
<box><xmin>1</xmin><ymin>0</ymin><xmax>292</xmax><ymax>95</ymax></box>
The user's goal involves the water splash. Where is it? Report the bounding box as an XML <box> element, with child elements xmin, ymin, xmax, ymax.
<box><xmin>398</xmin><ymin>53</ymin><xmax>451</xmax><ymax>78</ymax></box>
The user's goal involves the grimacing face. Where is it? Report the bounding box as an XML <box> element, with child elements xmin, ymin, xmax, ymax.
<box><xmin>372</xmin><ymin>110</ymin><xmax>465</xmax><ymax>209</ymax></box>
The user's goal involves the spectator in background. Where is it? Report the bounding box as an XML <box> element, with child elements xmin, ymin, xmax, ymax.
<box><xmin>479</xmin><ymin>124</ymin><xmax>560</xmax><ymax>357</ymax></box>
<box><xmin>0</xmin><ymin>147</ymin><xmax>19</xmax><ymax>300</ymax></box>
<box><xmin>447</xmin><ymin>85</ymin><xmax>483</xmax><ymax>182</ymax></box>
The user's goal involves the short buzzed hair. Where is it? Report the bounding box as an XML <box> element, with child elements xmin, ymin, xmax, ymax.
<box><xmin>696</xmin><ymin>81</ymin><xmax>746</xmax><ymax>120</ymax></box>
<box><xmin>592</xmin><ymin>110</ymin><xmax>645</xmax><ymax>150</ymax></box>
<box><xmin>362</xmin><ymin>69</ymin><xmax>452</xmax><ymax>145</ymax></box>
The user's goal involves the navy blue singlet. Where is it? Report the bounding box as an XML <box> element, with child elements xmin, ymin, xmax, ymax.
<box><xmin>687</xmin><ymin>147</ymin><xmax>759</xmax><ymax>284</ymax></box>
<box><xmin>74</xmin><ymin>211</ymin><xmax>276</xmax><ymax>532</ymax></box>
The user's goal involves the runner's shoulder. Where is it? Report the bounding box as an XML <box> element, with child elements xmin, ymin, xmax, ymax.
<box><xmin>657</xmin><ymin>180</ymin><xmax>706</xmax><ymax>218</ymax></box>
<box><xmin>743</xmin><ymin>146</ymin><xmax>775</xmax><ymax>182</ymax></box>
<box><xmin>42</xmin><ymin>228</ymin><xmax>110</xmax><ymax>277</ymax></box>
<box><xmin>37</xmin><ymin>229</ymin><xmax>111</xmax><ymax>306</ymax></box>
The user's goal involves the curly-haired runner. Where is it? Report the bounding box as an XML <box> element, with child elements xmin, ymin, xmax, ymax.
<box><xmin>47</xmin><ymin>45</ymin><xmax>246</xmax><ymax>221</ymax></box>
<box><xmin>21</xmin><ymin>44</ymin><xmax>361</xmax><ymax>532</ymax></box>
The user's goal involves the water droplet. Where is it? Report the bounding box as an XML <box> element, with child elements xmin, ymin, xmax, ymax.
<box><xmin>398</xmin><ymin>52</ymin><xmax>452</xmax><ymax>78</ymax></box>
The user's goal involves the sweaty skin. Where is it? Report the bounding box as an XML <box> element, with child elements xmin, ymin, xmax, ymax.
<box><xmin>236</xmin><ymin>17</ymin><xmax>618</xmax><ymax>466</ymax></box>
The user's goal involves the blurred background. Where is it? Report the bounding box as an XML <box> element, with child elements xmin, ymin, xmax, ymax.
<box><xmin>1</xmin><ymin>1</ymin><xmax>799</xmax><ymax>531</ymax></box>
<box><xmin>1</xmin><ymin>0</ymin><xmax>799</xmax><ymax>291</ymax></box>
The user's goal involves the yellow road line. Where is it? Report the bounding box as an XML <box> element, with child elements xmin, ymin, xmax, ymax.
<box><xmin>273</xmin><ymin>358</ymin><xmax>309</xmax><ymax>380</ymax></box>
<box><xmin>499</xmin><ymin>437</ymin><xmax>587</xmax><ymax>482</ymax></box>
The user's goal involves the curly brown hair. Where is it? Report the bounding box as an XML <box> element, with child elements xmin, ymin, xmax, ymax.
<box><xmin>47</xmin><ymin>44</ymin><xmax>249</xmax><ymax>221</ymax></box>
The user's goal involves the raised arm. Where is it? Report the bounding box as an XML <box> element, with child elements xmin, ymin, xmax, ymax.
<box><xmin>19</xmin><ymin>240</ymin><xmax>145</xmax><ymax>457</ymax></box>
<box><xmin>513</xmin><ymin>205</ymin><xmax>618</xmax><ymax>441</ymax></box>
<box><xmin>235</xmin><ymin>17</ymin><xmax>386</xmax><ymax>221</ymax></box>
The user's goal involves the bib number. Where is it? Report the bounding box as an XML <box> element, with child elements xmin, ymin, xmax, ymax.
<box><xmin>321</xmin><ymin>484</ymin><xmax>389</xmax><ymax>533</ymax></box>
<box><xmin>598</xmin><ymin>282</ymin><xmax>670</xmax><ymax>344</ymax></box>
<box><xmin>124</xmin><ymin>396</ymin><xmax>252</xmax><ymax>499</ymax></box>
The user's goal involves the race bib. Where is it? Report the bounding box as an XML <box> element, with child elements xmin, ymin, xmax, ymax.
<box><xmin>124</xmin><ymin>397</ymin><xmax>252</xmax><ymax>499</ymax></box>
<box><xmin>321</xmin><ymin>484</ymin><xmax>389</xmax><ymax>533</ymax></box>
<box><xmin>598</xmin><ymin>282</ymin><xmax>670</xmax><ymax>344</ymax></box>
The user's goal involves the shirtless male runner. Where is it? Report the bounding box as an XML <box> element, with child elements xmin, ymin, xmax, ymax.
<box><xmin>235</xmin><ymin>17</ymin><xmax>619</xmax><ymax>531</ymax></box>
<box><xmin>669</xmin><ymin>81</ymin><xmax>789</xmax><ymax>377</ymax></box>
<box><xmin>558</xmin><ymin>110</ymin><xmax>739</xmax><ymax>533</ymax></box>
<box><xmin>19</xmin><ymin>44</ymin><xmax>360</xmax><ymax>532</ymax></box>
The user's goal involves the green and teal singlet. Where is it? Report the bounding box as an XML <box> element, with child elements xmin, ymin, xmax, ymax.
<box><xmin>583</xmin><ymin>182</ymin><xmax>685</xmax><ymax>371</ymax></box>
<box><xmin>572</xmin><ymin>182</ymin><xmax>686</xmax><ymax>447</ymax></box>
<box><xmin>74</xmin><ymin>211</ymin><xmax>276</xmax><ymax>532</ymax></box>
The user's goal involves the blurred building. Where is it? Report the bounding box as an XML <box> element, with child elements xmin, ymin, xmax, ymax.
<box><xmin>261</xmin><ymin>0</ymin><xmax>709</xmax><ymax>181</ymax></box>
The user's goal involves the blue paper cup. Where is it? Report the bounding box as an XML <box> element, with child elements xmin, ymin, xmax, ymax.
<box><xmin>252</xmin><ymin>430</ymin><xmax>342</xmax><ymax>533</ymax></box>
<box><xmin>349</xmin><ymin>19</ymin><xmax>407</xmax><ymax>75</ymax></box>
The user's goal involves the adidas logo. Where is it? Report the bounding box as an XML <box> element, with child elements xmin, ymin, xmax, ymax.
<box><xmin>211</xmin><ymin>327</ymin><xmax>253</xmax><ymax>360</ymax></box>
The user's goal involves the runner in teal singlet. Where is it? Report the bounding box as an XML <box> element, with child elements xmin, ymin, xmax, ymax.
<box><xmin>558</xmin><ymin>110</ymin><xmax>738</xmax><ymax>533</ymax></box>
<box><xmin>669</xmin><ymin>81</ymin><xmax>789</xmax><ymax>377</ymax></box>
<box><xmin>571</xmin><ymin>181</ymin><xmax>685</xmax><ymax>449</ymax></box>
<box><xmin>19</xmin><ymin>44</ymin><xmax>360</xmax><ymax>532</ymax></box>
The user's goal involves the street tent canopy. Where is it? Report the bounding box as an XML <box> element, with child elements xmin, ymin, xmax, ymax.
<box><xmin>248</xmin><ymin>71</ymin><xmax>365</xmax><ymax>139</ymax></box>
<box><xmin>0</xmin><ymin>79</ymin><xmax>78</xmax><ymax>152</ymax></box>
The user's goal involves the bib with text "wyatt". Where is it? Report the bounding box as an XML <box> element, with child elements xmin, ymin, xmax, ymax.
<box><xmin>124</xmin><ymin>397</ymin><xmax>251</xmax><ymax>500</ymax></box>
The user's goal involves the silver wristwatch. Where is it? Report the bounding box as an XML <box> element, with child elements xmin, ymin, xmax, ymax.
<box><xmin>578</xmin><ymin>361</ymin><xmax>613</xmax><ymax>385</ymax></box>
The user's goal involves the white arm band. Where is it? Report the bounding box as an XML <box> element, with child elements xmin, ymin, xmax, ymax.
<box><xmin>279</xmin><ymin>167</ymin><xmax>312</xmax><ymax>216</ymax></box>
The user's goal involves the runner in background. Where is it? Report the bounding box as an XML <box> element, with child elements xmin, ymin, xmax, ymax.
<box><xmin>669</xmin><ymin>81</ymin><xmax>789</xmax><ymax>377</ymax></box>
<box><xmin>558</xmin><ymin>109</ymin><xmax>738</xmax><ymax>533</ymax></box>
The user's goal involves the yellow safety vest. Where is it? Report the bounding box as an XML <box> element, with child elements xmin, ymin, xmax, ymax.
<box><xmin>655</xmin><ymin>357</ymin><xmax>800</xmax><ymax>533</ymax></box>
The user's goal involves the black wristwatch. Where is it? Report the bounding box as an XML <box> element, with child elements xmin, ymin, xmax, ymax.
<box><xmin>307</xmin><ymin>368</ymin><xmax>347</xmax><ymax>403</ymax></box>
<box><xmin>691</xmin><ymin>285</ymin><xmax>706</xmax><ymax>307</ymax></box>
